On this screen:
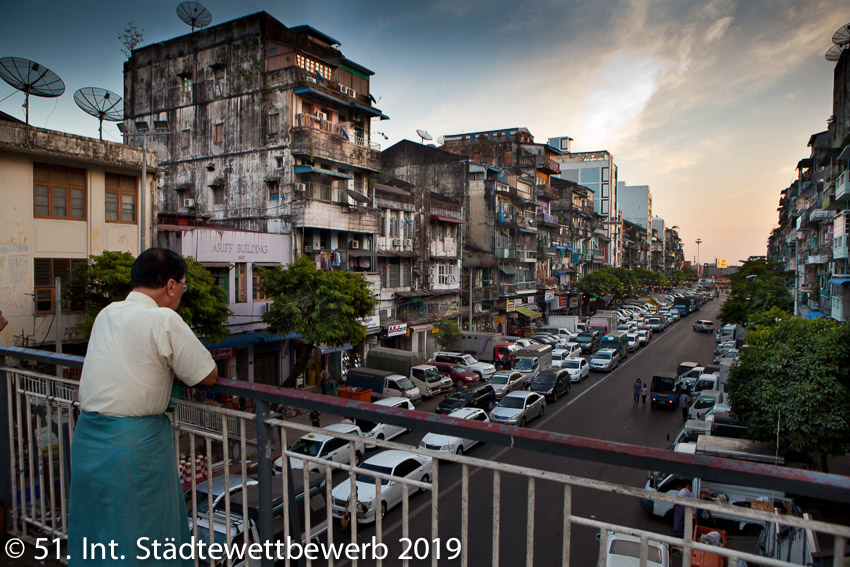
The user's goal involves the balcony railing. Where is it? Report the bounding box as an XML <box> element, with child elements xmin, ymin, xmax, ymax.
<box><xmin>4</xmin><ymin>346</ymin><xmax>849</xmax><ymax>567</ymax></box>
<box><xmin>537</xmin><ymin>212</ymin><xmax>560</xmax><ymax>227</ymax></box>
<box><xmin>836</xmin><ymin>170</ymin><xmax>850</xmax><ymax>201</ymax></box>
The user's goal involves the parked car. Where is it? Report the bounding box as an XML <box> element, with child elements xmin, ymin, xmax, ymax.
<box><xmin>636</xmin><ymin>329</ymin><xmax>650</xmax><ymax>346</ymax></box>
<box><xmin>419</xmin><ymin>408</ymin><xmax>489</xmax><ymax>455</ymax></box>
<box><xmin>529</xmin><ymin>368</ymin><xmax>571</xmax><ymax>401</ymax></box>
<box><xmin>552</xmin><ymin>344</ymin><xmax>581</xmax><ymax>367</ymax></box>
<box><xmin>716</xmin><ymin>348</ymin><xmax>739</xmax><ymax>364</ymax></box>
<box><xmin>355</xmin><ymin>397</ymin><xmax>414</xmax><ymax>443</ymax></box>
<box><xmin>330</xmin><ymin>450</ymin><xmax>432</xmax><ymax>524</ymax></box>
<box><xmin>626</xmin><ymin>332</ymin><xmax>639</xmax><ymax>351</ymax></box>
<box><xmin>430</xmin><ymin>361</ymin><xmax>480</xmax><ymax>388</ymax></box>
<box><xmin>186</xmin><ymin>475</ymin><xmax>257</xmax><ymax>518</ymax></box>
<box><xmin>272</xmin><ymin>422</ymin><xmax>366</xmax><ymax>475</ymax></box>
<box><xmin>434</xmin><ymin>384</ymin><xmax>496</xmax><ymax>414</ymax></box>
<box><xmin>489</xmin><ymin>391</ymin><xmax>546</xmax><ymax>427</ymax></box>
<box><xmin>531</xmin><ymin>333</ymin><xmax>562</xmax><ymax>346</ymax></box>
<box><xmin>430</xmin><ymin>352</ymin><xmax>496</xmax><ymax>380</ymax></box>
<box><xmin>489</xmin><ymin>370</ymin><xmax>526</xmax><ymax>399</ymax></box>
<box><xmin>693</xmin><ymin>319</ymin><xmax>715</xmax><ymax>332</ymax></box>
<box><xmin>561</xmin><ymin>357</ymin><xmax>590</xmax><ymax>383</ymax></box>
<box><xmin>514</xmin><ymin>338</ymin><xmax>542</xmax><ymax>348</ymax></box>
<box><xmin>575</xmin><ymin>331</ymin><xmax>601</xmax><ymax>354</ymax></box>
<box><xmin>714</xmin><ymin>340</ymin><xmax>736</xmax><ymax>357</ymax></box>
<box><xmin>596</xmin><ymin>531</ymin><xmax>670</xmax><ymax>567</ymax></box>
<box><xmin>590</xmin><ymin>348</ymin><xmax>620</xmax><ymax>372</ymax></box>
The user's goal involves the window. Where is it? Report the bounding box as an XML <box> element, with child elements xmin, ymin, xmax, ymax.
<box><xmin>214</xmin><ymin>67</ymin><xmax>225</xmax><ymax>96</ymax></box>
<box><xmin>402</xmin><ymin>263</ymin><xmax>411</xmax><ymax>287</ymax></box>
<box><xmin>236</xmin><ymin>263</ymin><xmax>247</xmax><ymax>302</ymax></box>
<box><xmin>389</xmin><ymin>215</ymin><xmax>399</xmax><ymax>238</ymax></box>
<box><xmin>214</xmin><ymin>122</ymin><xmax>224</xmax><ymax>144</ymax></box>
<box><xmin>182</xmin><ymin>77</ymin><xmax>193</xmax><ymax>95</ymax></box>
<box><xmin>105</xmin><ymin>173</ymin><xmax>137</xmax><ymax>223</ymax></box>
<box><xmin>212</xmin><ymin>186</ymin><xmax>225</xmax><ymax>205</ymax></box>
<box><xmin>207</xmin><ymin>267</ymin><xmax>229</xmax><ymax>298</ymax></box>
<box><xmin>402</xmin><ymin>215</ymin><xmax>412</xmax><ymax>238</ymax></box>
<box><xmin>296</xmin><ymin>54</ymin><xmax>332</xmax><ymax>80</ymax></box>
<box><xmin>181</xmin><ymin>129</ymin><xmax>191</xmax><ymax>149</ymax></box>
<box><xmin>267</xmin><ymin>113</ymin><xmax>279</xmax><ymax>134</ymax></box>
<box><xmin>34</xmin><ymin>258</ymin><xmax>85</xmax><ymax>313</ymax></box>
<box><xmin>252</xmin><ymin>268</ymin><xmax>269</xmax><ymax>301</ymax></box>
<box><xmin>34</xmin><ymin>163</ymin><xmax>86</xmax><ymax>220</ymax></box>
<box><xmin>268</xmin><ymin>181</ymin><xmax>279</xmax><ymax>200</ymax></box>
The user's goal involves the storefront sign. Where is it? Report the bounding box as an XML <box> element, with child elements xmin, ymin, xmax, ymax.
<box><xmin>210</xmin><ymin>347</ymin><xmax>236</xmax><ymax>360</ymax></box>
<box><xmin>570</xmin><ymin>296</ymin><xmax>579</xmax><ymax>308</ymax></box>
<box><xmin>359</xmin><ymin>315</ymin><xmax>381</xmax><ymax>332</ymax></box>
<box><xmin>506</xmin><ymin>299</ymin><xmax>516</xmax><ymax>312</ymax></box>
<box><xmin>558</xmin><ymin>295</ymin><xmax>570</xmax><ymax>309</ymax></box>
<box><xmin>544</xmin><ymin>290</ymin><xmax>554</xmax><ymax>302</ymax></box>
<box><xmin>387</xmin><ymin>323</ymin><xmax>408</xmax><ymax>337</ymax></box>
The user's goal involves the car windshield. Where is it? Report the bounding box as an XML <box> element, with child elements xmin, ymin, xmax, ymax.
<box><xmin>423</xmin><ymin>368</ymin><xmax>441</xmax><ymax>383</ymax></box>
<box><xmin>397</xmin><ymin>378</ymin><xmax>415</xmax><ymax>390</ymax></box>
<box><xmin>563</xmin><ymin>360</ymin><xmax>581</xmax><ymax>369</ymax></box>
<box><xmin>552</xmin><ymin>352</ymin><xmax>563</xmax><ymax>360</ymax></box>
<box><xmin>533</xmin><ymin>374</ymin><xmax>557</xmax><ymax>385</ymax></box>
<box><xmin>461</xmin><ymin>355</ymin><xmax>477</xmax><ymax>365</ymax></box>
<box><xmin>290</xmin><ymin>438</ymin><xmax>322</xmax><ymax>457</ymax></box>
<box><xmin>490</xmin><ymin>374</ymin><xmax>510</xmax><ymax>385</ymax></box>
<box><xmin>498</xmin><ymin>397</ymin><xmax>525</xmax><ymax>409</ymax></box>
<box><xmin>513</xmin><ymin>358</ymin><xmax>534</xmax><ymax>371</ymax></box>
<box><xmin>575</xmin><ymin>335</ymin><xmax>591</xmax><ymax>343</ymax></box>
<box><xmin>609</xmin><ymin>540</ymin><xmax>662</xmax><ymax>564</ymax></box>
<box><xmin>446</xmin><ymin>390</ymin><xmax>473</xmax><ymax>402</ymax></box>
<box><xmin>356</xmin><ymin>463</ymin><xmax>394</xmax><ymax>485</ymax></box>
<box><xmin>594</xmin><ymin>352</ymin><xmax>611</xmax><ymax>360</ymax></box>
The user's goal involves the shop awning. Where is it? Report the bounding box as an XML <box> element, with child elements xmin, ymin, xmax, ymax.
<box><xmin>293</xmin><ymin>165</ymin><xmax>353</xmax><ymax>179</ymax></box>
<box><xmin>429</xmin><ymin>215</ymin><xmax>466</xmax><ymax>224</ymax></box>
<box><xmin>499</xmin><ymin>267</ymin><xmax>518</xmax><ymax>275</ymax></box>
<box><xmin>828</xmin><ymin>277</ymin><xmax>850</xmax><ymax>286</ymax></box>
<box><xmin>514</xmin><ymin>306</ymin><xmax>541</xmax><ymax>319</ymax></box>
<box><xmin>204</xmin><ymin>331</ymin><xmax>301</xmax><ymax>349</ymax></box>
<box><xmin>320</xmin><ymin>343</ymin><xmax>353</xmax><ymax>354</ymax></box>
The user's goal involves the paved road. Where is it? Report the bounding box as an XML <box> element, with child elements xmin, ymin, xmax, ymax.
<box><xmin>323</xmin><ymin>300</ymin><xmax>725</xmax><ymax>566</ymax></box>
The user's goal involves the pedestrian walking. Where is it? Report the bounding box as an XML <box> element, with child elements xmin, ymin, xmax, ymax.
<box><xmin>68</xmin><ymin>248</ymin><xmax>217</xmax><ymax>567</ymax></box>
<box><xmin>641</xmin><ymin>383</ymin><xmax>648</xmax><ymax>406</ymax></box>
<box><xmin>679</xmin><ymin>390</ymin><xmax>691</xmax><ymax>421</ymax></box>
<box><xmin>633</xmin><ymin>379</ymin><xmax>642</xmax><ymax>406</ymax></box>
<box><xmin>309</xmin><ymin>409</ymin><xmax>321</xmax><ymax>427</ymax></box>
<box><xmin>673</xmin><ymin>481</ymin><xmax>693</xmax><ymax>535</ymax></box>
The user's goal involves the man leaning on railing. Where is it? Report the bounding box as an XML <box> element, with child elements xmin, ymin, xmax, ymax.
<box><xmin>67</xmin><ymin>248</ymin><xmax>217</xmax><ymax>567</ymax></box>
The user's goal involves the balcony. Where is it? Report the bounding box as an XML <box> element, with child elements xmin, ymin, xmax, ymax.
<box><xmin>292</xmin><ymin>197</ymin><xmax>379</xmax><ymax>232</ymax></box>
<box><xmin>516</xmin><ymin>153</ymin><xmax>560</xmax><ymax>173</ymax></box>
<box><xmin>834</xmin><ymin>235</ymin><xmax>849</xmax><ymax>259</ymax></box>
<box><xmin>518</xmin><ymin>249</ymin><xmax>537</xmax><ymax>262</ymax></box>
<box><xmin>496</xmin><ymin>247</ymin><xmax>516</xmax><ymax>259</ymax></box>
<box><xmin>535</xmin><ymin>183</ymin><xmax>559</xmax><ymax>200</ymax></box>
<box><xmin>516</xmin><ymin>280</ymin><xmax>537</xmax><ymax>292</ymax></box>
<box><xmin>291</xmin><ymin>113</ymin><xmax>381</xmax><ymax>172</ymax></box>
<box><xmin>836</xmin><ymin>170</ymin><xmax>850</xmax><ymax>201</ymax></box>
<box><xmin>472</xmin><ymin>286</ymin><xmax>500</xmax><ymax>302</ymax></box>
<box><xmin>537</xmin><ymin>212</ymin><xmax>560</xmax><ymax>227</ymax></box>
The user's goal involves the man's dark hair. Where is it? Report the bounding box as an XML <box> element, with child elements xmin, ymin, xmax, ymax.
<box><xmin>131</xmin><ymin>248</ymin><xmax>187</xmax><ymax>289</ymax></box>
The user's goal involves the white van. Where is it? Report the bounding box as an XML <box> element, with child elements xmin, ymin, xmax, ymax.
<box><xmin>688</xmin><ymin>389</ymin><xmax>728</xmax><ymax>420</ymax></box>
<box><xmin>273</xmin><ymin>422</ymin><xmax>366</xmax><ymax>474</ymax></box>
<box><xmin>355</xmin><ymin>397</ymin><xmax>414</xmax><ymax>444</ymax></box>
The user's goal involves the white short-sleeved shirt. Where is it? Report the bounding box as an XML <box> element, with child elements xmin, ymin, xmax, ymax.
<box><xmin>80</xmin><ymin>291</ymin><xmax>216</xmax><ymax>417</ymax></box>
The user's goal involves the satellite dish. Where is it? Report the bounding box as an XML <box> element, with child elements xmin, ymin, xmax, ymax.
<box><xmin>826</xmin><ymin>44</ymin><xmax>845</xmax><ymax>62</ymax></box>
<box><xmin>0</xmin><ymin>57</ymin><xmax>65</xmax><ymax>124</ymax></box>
<box><xmin>437</xmin><ymin>135</ymin><xmax>445</xmax><ymax>145</ymax></box>
<box><xmin>74</xmin><ymin>87</ymin><xmax>124</xmax><ymax>140</ymax></box>
<box><xmin>177</xmin><ymin>2</ymin><xmax>212</xmax><ymax>32</ymax></box>
<box><xmin>416</xmin><ymin>129</ymin><xmax>432</xmax><ymax>144</ymax></box>
<box><xmin>832</xmin><ymin>23</ymin><xmax>850</xmax><ymax>47</ymax></box>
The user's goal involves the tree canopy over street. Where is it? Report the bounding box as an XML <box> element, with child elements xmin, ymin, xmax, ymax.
<box><xmin>718</xmin><ymin>256</ymin><xmax>793</xmax><ymax>325</ymax></box>
<box><xmin>259</xmin><ymin>256</ymin><xmax>375</xmax><ymax>383</ymax></box>
<box><xmin>727</xmin><ymin>316</ymin><xmax>850</xmax><ymax>470</ymax></box>
<box><xmin>73</xmin><ymin>250</ymin><xmax>231</xmax><ymax>343</ymax></box>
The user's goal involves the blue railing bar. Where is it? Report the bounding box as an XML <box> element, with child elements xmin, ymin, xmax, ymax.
<box><xmin>0</xmin><ymin>345</ymin><xmax>84</xmax><ymax>368</ymax></box>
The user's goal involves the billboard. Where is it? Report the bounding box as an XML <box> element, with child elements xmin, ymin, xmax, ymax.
<box><xmin>716</xmin><ymin>258</ymin><xmax>728</xmax><ymax>269</ymax></box>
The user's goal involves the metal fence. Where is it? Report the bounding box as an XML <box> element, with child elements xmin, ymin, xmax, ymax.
<box><xmin>2</xmin><ymin>345</ymin><xmax>850</xmax><ymax>567</ymax></box>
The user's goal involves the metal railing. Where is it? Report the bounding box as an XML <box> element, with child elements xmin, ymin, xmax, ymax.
<box><xmin>3</xmin><ymin>345</ymin><xmax>850</xmax><ymax>567</ymax></box>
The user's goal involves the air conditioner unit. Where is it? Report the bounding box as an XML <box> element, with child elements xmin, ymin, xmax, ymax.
<box><xmin>293</xmin><ymin>183</ymin><xmax>306</xmax><ymax>193</ymax></box>
<box><xmin>339</xmin><ymin>85</ymin><xmax>349</xmax><ymax>95</ymax></box>
<box><xmin>304</xmin><ymin>245</ymin><xmax>314</xmax><ymax>253</ymax></box>
<box><xmin>349</xmin><ymin>240</ymin><xmax>361</xmax><ymax>249</ymax></box>
<box><xmin>404</xmin><ymin>238</ymin><xmax>413</xmax><ymax>248</ymax></box>
<box><xmin>392</xmin><ymin>238</ymin><xmax>402</xmax><ymax>246</ymax></box>
<box><xmin>183</xmin><ymin>198</ymin><xmax>195</xmax><ymax>208</ymax></box>
<box><xmin>349</xmin><ymin>89</ymin><xmax>357</xmax><ymax>98</ymax></box>
<box><xmin>315</xmin><ymin>111</ymin><xmax>327</xmax><ymax>121</ymax></box>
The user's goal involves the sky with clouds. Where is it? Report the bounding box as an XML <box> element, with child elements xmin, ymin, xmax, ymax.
<box><xmin>1</xmin><ymin>0</ymin><xmax>846</xmax><ymax>266</ymax></box>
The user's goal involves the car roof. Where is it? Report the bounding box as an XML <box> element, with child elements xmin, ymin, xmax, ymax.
<box><xmin>364</xmin><ymin>449</ymin><xmax>428</xmax><ymax>467</ymax></box>
<box><xmin>374</xmin><ymin>397</ymin><xmax>411</xmax><ymax>407</ymax></box>
<box><xmin>492</xmin><ymin>371</ymin><xmax>521</xmax><ymax>378</ymax></box>
<box><xmin>503</xmin><ymin>390</ymin><xmax>536</xmax><ymax>400</ymax></box>
<box><xmin>595</xmin><ymin>348</ymin><xmax>617</xmax><ymax>354</ymax></box>
<box><xmin>447</xmin><ymin>407</ymin><xmax>487</xmax><ymax>420</ymax></box>
<box><xmin>323</xmin><ymin>423</ymin><xmax>361</xmax><ymax>435</ymax></box>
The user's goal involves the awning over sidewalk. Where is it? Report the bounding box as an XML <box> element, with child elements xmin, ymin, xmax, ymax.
<box><xmin>514</xmin><ymin>306</ymin><xmax>541</xmax><ymax>319</ymax></box>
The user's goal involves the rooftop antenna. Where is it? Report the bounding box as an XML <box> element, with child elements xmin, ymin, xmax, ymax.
<box><xmin>437</xmin><ymin>135</ymin><xmax>445</xmax><ymax>145</ymax></box>
<box><xmin>177</xmin><ymin>2</ymin><xmax>212</xmax><ymax>32</ymax></box>
<box><xmin>0</xmin><ymin>57</ymin><xmax>65</xmax><ymax>125</ymax></box>
<box><xmin>416</xmin><ymin>129</ymin><xmax>432</xmax><ymax>144</ymax></box>
<box><xmin>74</xmin><ymin>87</ymin><xmax>124</xmax><ymax>140</ymax></box>
<box><xmin>832</xmin><ymin>23</ymin><xmax>850</xmax><ymax>47</ymax></box>
<box><xmin>826</xmin><ymin>44</ymin><xmax>845</xmax><ymax>62</ymax></box>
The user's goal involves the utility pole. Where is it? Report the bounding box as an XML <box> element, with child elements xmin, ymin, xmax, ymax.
<box><xmin>695</xmin><ymin>238</ymin><xmax>703</xmax><ymax>282</ymax></box>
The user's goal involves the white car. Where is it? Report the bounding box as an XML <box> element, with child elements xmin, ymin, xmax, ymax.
<box><xmin>355</xmin><ymin>397</ymin><xmax>414</xmax><ymax>444</ymax></box>
<box><xmin>561</xmin><ymin>357</ymin><xmax>590</xmax><ymax>383</ymax></box>
<box><xmin>419</xmin><ymin>408</ymin><xmax>489</xmax><ymax>455</ymax></box>
<box><xmin>273</xmin><ymin>423</ymin><xmax>366</xmax><ymax>474</ymax></box>
<box><xmin>430</xmin><ymin>352</ymin><xmax>496</xmax><ymax>380</ymax></box>
<box><xmin>489</xmin><ymin>370</ymin><xmax>526</xmax><ymax>399</ymax></box>
<box><xmin>490</xmin><ymin>391</ymin><xmax>546</xmax><ymax>427</ymax></box>
<box><xmin>597</xmin><ymin>531</ymin><xmax>670</xmax><ymax>567</ymax></box>
<box><xmin>626</xmin><ymin>333</ymin><xmax>639</xmax><ymax>352</ymax></box>
<box><xmin>331</xmin><ymin>450</ymin><xmax>432</xmax><ymax>524</ymax></box>
<box><xmin>514</xmin><ymin>338</ymin><xmax>541</xmax><ymax>349</ymax></box>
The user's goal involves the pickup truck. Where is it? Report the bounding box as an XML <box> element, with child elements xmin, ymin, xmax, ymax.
<box><xmin>344</xmin><ymin>367</ymin><xmax>422</xmax><ymax>403</ymax></box>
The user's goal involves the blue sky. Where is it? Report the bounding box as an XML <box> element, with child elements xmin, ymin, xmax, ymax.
<box><xmin>2</xmin><ymin>1</ymin><xmax>846</xmax><ymax>266</ymax></box>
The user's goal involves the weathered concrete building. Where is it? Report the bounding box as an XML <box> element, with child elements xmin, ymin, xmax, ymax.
<box><xmin>0</xmin><ymin>116</ymin><xmax>154</xmax><ymax>351</ymax></box>
<box><xmin>122</xmin><ymin>12</ymin><xmax>387</xmax><ymax>265</ymax></box>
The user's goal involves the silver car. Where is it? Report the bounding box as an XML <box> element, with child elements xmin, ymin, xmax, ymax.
<box><xmin>488</xmin><ymin>371</ymin><xmax>526</xmax><ymax>400</ymax></box>
<box><xmin>489</xmin><ymin>391</ymin><xmax>546</xmax><ymax>427</ymax></box>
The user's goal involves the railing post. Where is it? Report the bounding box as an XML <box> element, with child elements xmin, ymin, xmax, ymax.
<box><xmin>0</xmin><ymin>367</ymin><xmax>10</xmax><ymax>527</ymax></box>
<box><xmin>254</xmin><ymin>400</ymin><xmax>275</xmax><ymax>567</ymax></box>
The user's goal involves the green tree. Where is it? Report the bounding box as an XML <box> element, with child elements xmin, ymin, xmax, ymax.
<box><xmin>668</xmin><ymin>268</ymin><xmax>697</xmax><ymax>287</ymax></box>
<box><xmin>118</xmin><ymin>18</ymin><xmax>144</xmax><ymax>58</ymax></box>
<box><xmin>73</xmin><ymin>251</ymin><xmax>231</xmax><ymax>343</ymax></box>
<box><xmin>727</xmin><ymin>317</ymin><xmax>850</xmax><ymax>471</ymax></box>
<box><xmin>259</xmin><ymin>256</ymin><xmax>376</xmax><ymax>385</ymax></box>
<box><xmin>718</xmin><ymin>256</ymin><xmax>793</xmax><ymax>325</ymax></box>
<box><xmin>633</xmin><ymin>268</ymin><xmax>667</xmax><ymax>293</ymax></box>
<box><xmin>747</xmin><ymin>306</ymin><xmax>791</xmax><ymax>330</ymax></box>
<box><xmin>576</xmin><ymin>269</ymin><xmax>624</xmax><ymax>311</ymax></box>
<box><xmin>434</xmin><ymin>319</ymin><xmax>462</xmax><ymax>350</ymax></box>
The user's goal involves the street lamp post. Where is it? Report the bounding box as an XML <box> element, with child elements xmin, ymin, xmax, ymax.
<box><xmin>695</xmin><ymin>238</ymin><xmax>702</xmax><ymax>281</ymax></box>
<box><xmin>117</xmin><ymin>119</ymin><xmax>171</xmax><ymax>251</ymax></box>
